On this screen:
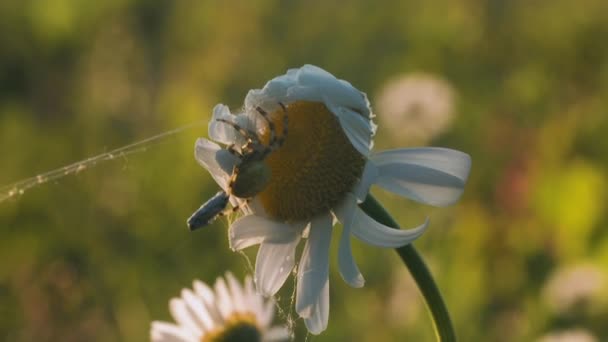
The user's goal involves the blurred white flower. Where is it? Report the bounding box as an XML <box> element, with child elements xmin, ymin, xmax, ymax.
<box><xmin>542</xmin><ymin>263</ymin><xmax>606</xmax><ymax>314</ymax></box>
<box><xmin>151</xmin><ymin>273</ymin><xmax>289</xmax><ymax>342</ymax></box>
<box><xmin>375</xmin><ymin>73</ymin><xmax>456</xmax><ymax>144</ymax></box>
<box><xmin>194</xmin><ymin>65</ymin><xmax>471</xmax><ymax>334</ymax></box>
<box><xmin>537</xmin><ymin>328</ymin><xmax>598</xmax><ymax>342</ymax></box>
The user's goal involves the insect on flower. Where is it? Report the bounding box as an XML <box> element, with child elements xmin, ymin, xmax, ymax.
<box><xmin>187</xmin><ymin>104</ymin><xmax>289</xmax><ymax>230</ymax></box>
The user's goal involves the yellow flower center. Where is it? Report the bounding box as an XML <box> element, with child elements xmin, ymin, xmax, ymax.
<box><xmin>258</xmin><ymin>101</ymin><xmax>366</xmax><ymax>222</ymax></box>
<box><xmin>202</xmin><ymin>312</ymin><xmax>262</xmax><ymax>342</ymax></box>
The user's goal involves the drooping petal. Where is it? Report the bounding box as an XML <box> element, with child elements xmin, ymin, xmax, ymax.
<box><xmin>371</xmin><ymin>147</ymin><xmax>471</xmax><ymax>207</ymax></box>
<box><xmin>296</xmin><ymin>214</ymin><xmax>332</xmax><ymax>318</ymax></box>
<box><xmin>194</xmin><ymin>138</ymin><xmax>239</xmax><ymax>190</ymax></box>
<box><xmin>150</xmin><ymin>321</ymin><xmax>195</xmax><ymax>342</ymax></box>
<box><xmin>351</xmin><ymin>206</ymin><xmax>429</xmax><ymax>247</ymax></box>
<box><xmin>229</xmin><ymin>215</ymin><xmax>302</xmax><ymax>251</ymax></box>
<box><xmin>255</xmin><ymin>236</ymin><xmax>301</xmax><ymax>296</ymax></box>
<box><xmin>303</xmin><ymin>277</ymin><xmax>329</xmax><ymax>335</ymax></box>
<box><xmin>333</xmin><ymin>197</ymin><xmax>365</xmax><ymax>288</ymax></box>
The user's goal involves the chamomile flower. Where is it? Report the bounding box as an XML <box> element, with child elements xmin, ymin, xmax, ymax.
<box><xmin>193</xmin><ymin>65</ymin><xmax>471</xmax><ymax>334</ymax></box>
<box><xmin>150</xmin><ymin>273</ymin><xmax>290</xmax><ymax>342</ymax></box>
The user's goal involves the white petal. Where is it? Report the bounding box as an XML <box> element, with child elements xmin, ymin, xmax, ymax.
<box><xmin>333</xmin><ymin>197</ymin><xmax>365</xmax><ymax>288</ymax></box>
<box><xmin>243</xmin><ymin>65</ymin><xmax>375</xmax><ymax>154</ymax></box>
<box><xmin>193</xmin><ymin>280</ymin><xmax>223</xmax><ymax>325</ymax></box>
<box><xmin>296</xmin><ymin>215</ymin><xmax>332</xmax><ymax>317</ymax></box>
<box><xmin>255</xmin><ymin>236</ymin><xmax>301</xmax><ymax>296</ymax></box>
<box><xmin>213</xmin><ymin>277</ymin><xmax>234</xmax><ymax>319</ymax></box>
<box><xmin>194</xmin><ymin>138</ymin><xmax>239</xmax><ymax>190</ymax></box>
<box><xmin>224</xmin><ymin>272</ymin><xmax>245</xmax><ymax>311</ymax></box>
<box><xmin>169</xmin><ymin>299</ymin><xmax>202</xmax><ymax>337</ymax></box>
<box><xmin>208</xmin><ymin>104</ymin><xmax>241</xmax><ymax>145</ymax></box>
<box><xmin>260</xmin><ymin>298</ymin><xmax>276</xmax><ymax>328</ymax></box>
<box><xmin>333</xmin><ymin>106</ymin><xmax>375</xmax><ymax>156</ymax></box>
<box><xmin>303</xmin><ymin>278</ymin><xmax>329</xmax><ymax>335</ymax></box>
<box><xmin>243</xmin><ymin>276</ymin><xmax>263</xmax><ymax>317</ymax></box>
<box><xmin>150</xmin><ymin>321</ymin><xmax>196</xmax><ymax>342</ymax></box>
<box><xmin>353</xmin><ymin>161</ymin><xmax>378</xmax><ymax>203</ymax></box>
<box><xmin>229</xmin><ymin>215</ymin><xmax>302</xmax><ymax>251</ymax></box>
<box><xmin>181</xmin><ymin>289</ymin><xmax>213</xmax><ymax>332</ymax></box>
<box><xmin>371</xmin><ymin>148</ymin><xmax>471</xmax><ymax>207</ymax></box>
<box><xmin>351</xmin><ymin>206</ymin><xmax>429</xmax><ymax>247</ymax></box>
<box><xmin>264</xmin><ymin>326</ymin><xmax>291</xmax><ymax>341</ymax></box>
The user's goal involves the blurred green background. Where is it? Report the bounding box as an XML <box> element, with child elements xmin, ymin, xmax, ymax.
<box><xmin>1</xmin><ymin>1</ymin><xmax>608</xmax><ymax>341</ymax></box>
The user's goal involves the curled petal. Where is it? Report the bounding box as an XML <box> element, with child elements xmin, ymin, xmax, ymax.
<box><xmin>194</xmin><ymin>138</ymin><xmax>239</xmax><ymax>190</ymax></box>
<box><xmin>229</xmin><ymin>215</ymin><xmax>302</xmax><ymax>251</ymax></box>
<box><xmin>208</xmin><ymin>104</ymin><xmax>243</xmax><ymax>146</ymax></box>
<box><xmin>333</xmin><ymin>196</ymin><xmax>365</xmax><ymax>288</ymax></box>
<box><xmin>243</xmin><ymin>65</ymin><xmax>375</xmax><ymax>156</ymax></box>
<box><xmin>255</xmin><ymin>237</ymin><xmax>301</xmax><ymax>296</ymax></box>
<box><xmin>303</xmin><ymin>278</ymin><xmax>329</xmax><ymax>335</ymax></box>
<box><xmin>351</xmin><ymin>206</ymin><xmax>429</xmax><ymax>248</ymax></box>
<box><xmin>371</xmin><ymin>147</ymin><xmax>471</xmax><ymax>207</ymax></box>
<box><xmin>296</xmin><ymin>215</ymin><xmax>332</xmax><ymax>317</ymax></box>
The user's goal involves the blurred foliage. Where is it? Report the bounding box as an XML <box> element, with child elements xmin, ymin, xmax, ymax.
<box><xmin>1</xmin><ymin>0</ymin><xmax>608</xmax><ymax>341</ymax></box>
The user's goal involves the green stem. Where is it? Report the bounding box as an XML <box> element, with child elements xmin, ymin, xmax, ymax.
<box><xmin>359</xmin><ymin>195</ymin><xmax>456</xmax><ymax>342</ymax></box>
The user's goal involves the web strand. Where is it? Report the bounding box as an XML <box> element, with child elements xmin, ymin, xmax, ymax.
<box><xmin>0</xmin><ymin>120</ymin><xmax>207</xmax><ymax>203</ymax></box>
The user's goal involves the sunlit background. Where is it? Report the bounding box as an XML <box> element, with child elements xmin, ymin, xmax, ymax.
<box><xmin>1</xmin><ymin>1</ymin><xmax>608</xmax><ymax>341</ymax></box>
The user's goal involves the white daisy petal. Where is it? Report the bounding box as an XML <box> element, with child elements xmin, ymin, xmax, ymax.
<box><xmin>193</xmin><ymin>280</ymin><xmax>223</xmax><ymax>325</ymax></box>
<box><xmin>213</xmin><ymin>277</ymin><xmax>234</xmax><ymax>319</ymax></box>
<box><xmin>169</xmin><ymin>299</ymin><xmax>202</xmax><ymax>337</ymax></box>
<box><xmin>371</xmin><ymin>147</ymin><xmax>471</xmax><ymax>207</ymax></box>
<box><xmin>303</xmin><ymin>277</ymin><xmax>330</xmax><ymax>335</ymax></box>
<box><xmin>334</xmin><ymin>197</ymin><xmax>365</xmax><ymax>288</ymax></box>
<box><xmin>264</xmin><ymin>326</ymin><xmax>292</xmax><ymax>341</ymax></box>
<box><xmin>229</xmin><ymin>215</ymin><xmax>302</xmax><ymax>251</ymax></box>
<box><xmin>296</xmin><ymin>214</ymin><xmax>333</xmax><ymax>317</ymax></box>
<box><xmin>255</xmin><ymin>237</ymin><xmax>301</xmax><ymax>296</ymax></box>
<box><xmin>194</xmin><ymin>138</ymin><xmax>239</xmax><ymax>190</ymax></box>
<box><xmin>260</xmin><ymin>297</ymin><xmax>276</xmax><ymax>327</ymax></box>
<box><xmin>225</xmin><ymin>272</ymin><xmax>246</xmax><ymax>314</ymax></box>
<box><xmin>181</xmin><ymin>289</ymin><xmax>213</xmax><ymax>332</ymax></box>
<box><xmin>208</xmin><ymin>104</ymin><xmax>240</xmax><ymax>145</ymax></box>
<box><xmin>351</xmin><ymin>206</ymin><xmax>429</xmax><ymax>247</ymax></box>
<box><xmin>151</xmin><ymin>321</ymin><xmax>195</xmax><ymax>342</ymax></box>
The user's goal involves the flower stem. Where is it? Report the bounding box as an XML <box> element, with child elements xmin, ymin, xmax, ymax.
<box><xmin>359</xmin><ymin>195</ymin><xmax>456</xmax><ymax>342</ymax></box>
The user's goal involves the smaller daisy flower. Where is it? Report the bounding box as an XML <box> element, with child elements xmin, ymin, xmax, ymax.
<box><xmin>151</xmin><ymin>273</ymin><xmax>290</xmax><ymax>342</ymax></box>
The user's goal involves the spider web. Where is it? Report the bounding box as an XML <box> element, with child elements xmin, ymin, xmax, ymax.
<box><xmin>0</xmin><ymin>119</ymin><xmax>207</xmax><ymax>203</ymax></box>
